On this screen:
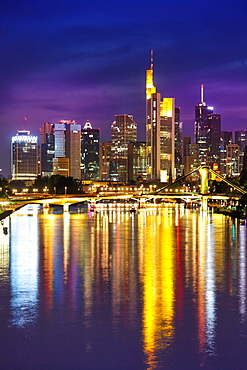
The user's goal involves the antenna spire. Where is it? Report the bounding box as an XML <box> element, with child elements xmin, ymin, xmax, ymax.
<box><xmin>150</xmin><ymin>50</ymin><xmax>154</xmax><ymax>70</ymax></box>
<box><xmin>201</xmin><ymin>84</ymin><xmax>204</xmax><ymax>103</ymax></box>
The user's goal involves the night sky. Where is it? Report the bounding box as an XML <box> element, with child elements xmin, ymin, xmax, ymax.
<box><xmin>1</xmin><ymin>0</ymin><xmax>247</xmax><ymax>177</ymax></box>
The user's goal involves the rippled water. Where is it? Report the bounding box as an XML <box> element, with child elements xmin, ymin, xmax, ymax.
<box><xmin>0</xmin><ymin>204</ymin><xmax>247</xmax><ymax>369</ymax></box>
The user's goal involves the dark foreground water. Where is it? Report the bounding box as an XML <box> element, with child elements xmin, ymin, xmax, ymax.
<box><xmin>0</xmin><ymin>203</ymin><xmax>247</xmax><ymax>369</ymax></box>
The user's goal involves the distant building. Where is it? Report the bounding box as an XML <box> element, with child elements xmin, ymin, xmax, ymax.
<box><xmin>54</xmin><ymin>120</ymin><xmax>81</xmax><ymax>179</ymax></box>
<box><xmin>110</xmin><ymin>114</ymin><xmax>137</xmax><ymax>182</ymax></box>
<box><xmin>220</xmin><ymin>131</ymin><xmax>232</xmax><ymax>174</ymax></box>
<box><xmin>39</xmin><ymin>122</ymin><xmax>55</xmax><ymax>176</ymax></box>
<box><xmin>235</xmin><ymin>130</ymin><xmax>247</xmax><ymax>171</ymax></box>
<box><xmin>64</xmin><ymin>120</ymin><xmax>81</xmax><ymax>179</ymax></box>
<box><xmin>11</xmin><ymin>130</ymin><xmax>39</xmax><ymax>181</ymax></box>
<box><xmin>146</xmin><ymin>51</ymin><xmax>176</xmax><ymax>181</ymax></box>
<box><xmin>226</xmin><ymin>144</ymin><xmax>240</xmax><ymax>176</ymax></box>
<box><xmin>53</xmin><ymin>157</ymin><xmax>70</xmax><ymax>177</ymax></box>
<box><xmin>174</xmin><ymin>107</ymin><xmax>183</xmax><ymax>177</ymax></box>
<box><xmin>81</xmin><ymin>121</ymin><xmax>100</xmax><ymax>180</ymax></box>
<box><xmin>194</xmin><ymin>85</ymin><xmax>221</xmax><ymax>168</ymax></box>
<box><xmin>128</xmin><ymin>142</ymin><xmax>147</xmax><ymax>182</ymax></box>
<box><xmin>100</xmin><ymin>141</ymin><xmax>112</xmax><ymax>181</ymax></box>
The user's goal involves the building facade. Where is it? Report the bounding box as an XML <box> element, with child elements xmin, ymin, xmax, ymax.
<box><xmin>110</xmin><ymin>114</ymin><xmax>137</xmax><ymax>182</ymax></box>
<box><xmin>11</xmin><ymin>130</ymin><xmax>39</xmax><ymax>181</ymax></box>
<box><xmin>81</xmin><ymin>121</ymin><xmax>100</xmax><ymax>180</ymax></box>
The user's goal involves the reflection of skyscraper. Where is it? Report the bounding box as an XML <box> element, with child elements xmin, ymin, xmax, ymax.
<box><xmin>195</xmin><ymin>85</ymin><xmax>221</xmax><ymax>168</ymax></box>
<box><xmin>110</xmin><ymin>114</ymin><xmax>137</xmax><ymax>182</ymax></box>
<box><xmin>146</xmin><ymin>51</ymin><xmax>176</xmax><ymax>181</ymax></box>
<box><xmin>81</xmin><ymin>121</ymin><xmax>100</xmax><ymax>180</ymax></box>
<box><xmin>11</xmin><ymin>130</ymin><xmax>38</xmax><ymax>181</ymax></box>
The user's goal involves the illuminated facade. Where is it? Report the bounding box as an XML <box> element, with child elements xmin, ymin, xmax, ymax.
<box><xmin>100</xmin><ymin>141</ymin><xmax>112</xmax><ymax>180</ymax></box>
<box><xmin>11</xmin><ymin>130</ymin><xmax>39</xmax><ymax>181</ymax></box>
<box><xmin>81</xmin><ymin>121</ymin><xmax>100</xmax><ymax>180</ymax></box>
<box><xmin>220</xmin><ymin>131</ymin><xmax>232</xmax><ymax>174</ymax></box>
<box><xmin>52</xmin><ymin>157</ymin><xmax>70</xmax><ymax>176</ymax></box>
<box><xmin>39</xmin><ymin>122</ymin><xmax>55</xmax><ymax>176</ymax></box>
<box><xmin>54</xmin><ymin>120</ymin><xmax>81</xmax><ymax>179</ymax></box>
<box><xmin>226</xmin><ymin>144</ymin><xmax>240</xmax><ymax>176</ymax></box>
<box><xmin>65</xmin><ymin>120</ymin><xmax>81</xmax><ymax>179</ymax></box>
<box><xmin>235</xmin><ymin>130</ymin><xmax>247</xmax><ymax>171</ymax></box>
<box><xmin>194</xmin><ymin>85</ymin><xmax>221</xmax><ymax>167</ymax></box>
<box><xmin>174</xmin><ymin>107</ymin><xmax>183</xmax><ymax>177</ymax></box>
<box><xmin>146</xmin><ymin>51</ymin><xmax>176</xmax><ymax>181</ymax></box>
<box><xmin>110</xmin><ymin>114</ymin><xmax>137</xmax><ymax>182</ymax></box>
<box><xmin>128</xmin><ymin>142</ymin><xmax>147</xmax><ymax>182</ymax></box>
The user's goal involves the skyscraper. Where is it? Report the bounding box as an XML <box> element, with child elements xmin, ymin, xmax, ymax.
<box><xmin>146</xmin><ymin>51</ymin><xmax>176</xmax><ymax>181</ymax></box>
<box><xmin>110</xmin><ymin>114</ymin><xmax>137</xmax><ymax>182</ymax></box>
<box><xmin>11</xmin><ymin>130</ymin><xmax>39</xmax><ymax>181</ymax></box>
<box><xmin>81</xmin><ymin>121</ymin><xmax>100</xmax><ymax>180</ymax></box>
<box><xmin>65</xmin><ymin>120</ymin><xmax>81</xmax><ymax>179</ymax></box>
<box><xmin>235</xmin><ymin>130</ymin><xmax>247</xmax><ymax>171</ymax></box>
<box><xmin>194</xmin><ymin>85</ymin><xmax>221</xmax><ymax>168</ymax></box>
<box><xmin>39</xmin><ymin>122</ymin><xmax>55</xmax><ymax>176</ymax></box>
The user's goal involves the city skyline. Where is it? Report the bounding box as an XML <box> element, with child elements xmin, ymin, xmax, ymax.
<box><xmin>1</xmin><ymin>0</ymin><xmax>247</xmax><ymax>176</ymax></box>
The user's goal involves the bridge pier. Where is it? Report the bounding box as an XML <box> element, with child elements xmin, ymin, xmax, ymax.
<box><xmin>199</xmin><ymin>166</ymin><xmax>209</xmax><ymax>194</ymax></box>
<box><xmin>63</xmin><ymin>203</ymin><xmax>71</xmax><ymax>212</ymax></box>
<box><xmin>201</xmin><ymin>196</ymin><xmax>208</xmax><ymax>211</ymax></box>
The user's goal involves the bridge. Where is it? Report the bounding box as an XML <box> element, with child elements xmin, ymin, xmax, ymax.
<box><xmin>8</xmin><ymin>166</ymin><xmax>246</xmax><ymax>213</ymax></box>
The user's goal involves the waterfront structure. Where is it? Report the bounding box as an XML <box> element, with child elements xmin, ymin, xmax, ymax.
<box><xmin>194</xmin><ymin>85</ymin><xmax>221</xmax><ymax>168</ymax></box>
<box><xmin>235</xmin><ymin>130</ymin><xmax>247</xmax><ymax>171</ymax></box>
<box><xmin>100</xmin><ymin>141</ymin><xmax>112</xmax><ymax>181</ymax></box>
<box><xmin>226</xmin><ymin>144</ymin><xmax>240</xmax><ymax>176</ymax></box>
<box><xmin>81</xmin><ymin>121</ymin><xmax>100</xmax><ymax>180</ymax></box>
<box><xmin>110</xmin><ymin>114</ymin><xmax>137</xmax><ymax>182</ymax></box>
<box><xmin>11</xmin><ymin>130</ymin><xmax>39</xmax><ymax>181</ymax></box>
<box><xmin>128</xmin><ymin>142</ymin><xmax>147</xmax><ymax>182</ymax></box>
<box><xmin>146</xmin><ymin>51</ymin><xmax>176</xmax><ymax>181</ymax></box>
<box><xmin>39</xmin><ymin>122</ymin><xmax>55</xmax><ymax>176</ymax></box>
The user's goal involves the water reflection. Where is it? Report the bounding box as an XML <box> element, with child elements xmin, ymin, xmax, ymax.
<box><xmin>10</xmin><ymin>205</ymin><xmax>39</xmax><ymax>327</ymax></box>
<box><xmin>2</xmin><ymin>204</ymin><xmax>247</xmax><ymax>368</ymax></box>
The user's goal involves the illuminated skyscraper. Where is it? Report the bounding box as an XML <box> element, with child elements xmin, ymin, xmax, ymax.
<box><xmin>146</xmin><ymin>51</ymin><xmax>176</xmax><ymax>180</ymax></box>
<box><xmin>81</xmin><ymin>121</ymin><xmax>100</xmax><ymax>180</ymax></box>
<box><xmin>194</xmin><ymin>85</ymin><xmax>221</xmax><ymax>167</ymax></box>
<box><xmin>128</xmin><ymin>142</ymin><xmax>147</xmax><ymax>182</ymax></box>
<box><xmin>64</xmin><ymin>120</ymin><xmax>81</xmax><ymax>179</ymax></box>
<box><xmin>110</xmin><ymin>114</ymin><xmax>137</xmax><ymax>182</ymax></box>
<box><xmin>11</xmin><ymin>130</ymin><xmax>39</xmax><ymax>181</ymax></box>
<box><xmin>235</xmin><ymin>130</ymin><xmax>247</xmax><ymax>170</ymax></box>
<box><xmin>39</xmin><ymin>122</ymin><xmax>55</xmax><ymax>176</ymax></box>
<box><xmin>54</xmin><ymin>120</ymin><xmax>81</xmax><ymax>179</ymax></box>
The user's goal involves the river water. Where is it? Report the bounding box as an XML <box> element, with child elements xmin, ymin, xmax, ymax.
<box><xmin>0</xmin><ymin>203</ymin><xmax>247</xmax><ymax>369</ymax></box>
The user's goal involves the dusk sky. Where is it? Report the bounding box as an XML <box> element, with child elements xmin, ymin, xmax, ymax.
<box><xmin>1</xmin><ymin>0</ymin><xmax>247</xmax><ymax>177</ymax></box>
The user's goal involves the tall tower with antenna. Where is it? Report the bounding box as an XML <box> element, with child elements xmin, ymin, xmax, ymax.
<box><xmin>194</xmin><ymin>85</ymin><xmax>221</xmax><ymax>167</ymax></box>
<box><xmin>146</xmin><ymin>51</ymin><xmax>176</xmax><ymax>180</ymax></box>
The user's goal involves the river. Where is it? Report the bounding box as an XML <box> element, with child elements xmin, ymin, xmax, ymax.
<box><xmin>0</xmin><ymin>203</ymin><xmax>247</xmax><ymax>369</ymax></box>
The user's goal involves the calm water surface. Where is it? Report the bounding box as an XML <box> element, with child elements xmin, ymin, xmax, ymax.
<box><xmin>0</xmin><ymin>204</ymin><xmax>247</xmax><ymax>369</ymax></box>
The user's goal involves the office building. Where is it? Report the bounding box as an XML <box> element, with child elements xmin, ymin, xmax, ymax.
<box><xmin>146</xmin><ymin>51</ymin><xmax>176</xmax><ymax>181</ymax></box>
<box><xmin>194</xmin><ymin>85</ymin><xmax>221</xmax><ymax>167</ymax></box>
<box><xmin>220</xmin><ymin>131</ymin><xmax>232</xmax><ymax>174</ymax></box>
<box><xmin>65</xmin><ymin>120</ymin><xmax>81</xmax><ymax>179</ymax></box>
<box><xmin>53</xmin><ymin>158</ymin><xmax>70</xmax><ymax>176</ymax></box>
<box><xmin>100</xmin><ymin>142</ymin><xmax>112</xmax><ymax>181</ymax></box>
<box><xmin>235</xmin><ymin>130</ymin><xmax>247</xmax><ymax>171</ymax></box>
<box><xmin>174</xmin><ymin>107</ymin><xmax>183</xmax><ymax>177</ymax></box>
<box><xmin>81</xmin><ymin>121</ymin><xmax>100</xmax><ymax>180</ymax></box>
<box><xmin>110</xmin><ymin>114</ymin><xmax>137</xmax><ymax>182</ymax></box>
<box><xmin>226</xmin><ymin>144</ymin><xmax>240</xmax><ymax>176</ymax></box>
<box><xmin>11</xmin><ymin>130</ymin><xmax>39</xmax><ymax>181</ymax></box>
<box><xmin>128</xmin><ymin>142</ymin><xmax>147</xmax><ymax>182</ymax></box>
<box><xmin>39</xmin><ymin>122</ymin><xmax>55</xmax><ymax>176</ymax></box>
<box><xmin>54</xmin><ymin>120</ymin><xmax>81</xmax><ymax>179</ymax></box>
